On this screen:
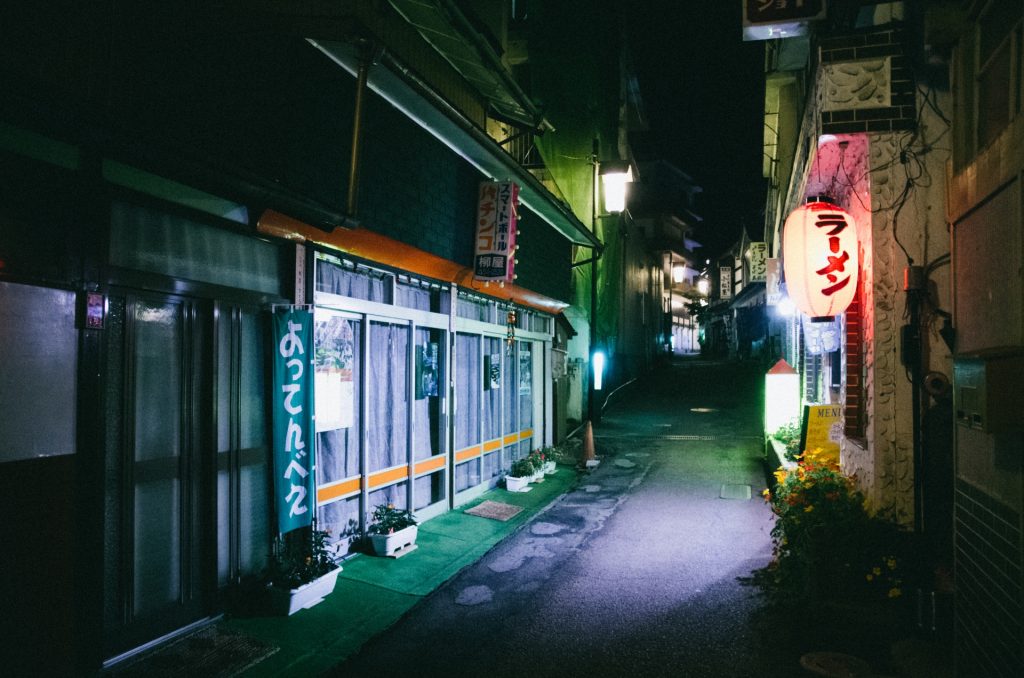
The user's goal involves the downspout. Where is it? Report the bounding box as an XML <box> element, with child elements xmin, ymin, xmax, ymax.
<box><xmin>347</xmin><ymin>43</ymin><xmax>373</xmax><ymax>217</ymax></box>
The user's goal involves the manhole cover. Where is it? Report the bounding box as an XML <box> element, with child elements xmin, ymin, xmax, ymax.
<box><xmin>720</xmin><ymin>484</ymin><xmax>752</xmax><ymax>500</ymax></box>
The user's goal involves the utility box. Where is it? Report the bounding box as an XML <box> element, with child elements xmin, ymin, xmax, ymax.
<box><xmin>954</xmin><ymin>352</ymin><xmax>1024</xmax><ymax>433</ymax></box>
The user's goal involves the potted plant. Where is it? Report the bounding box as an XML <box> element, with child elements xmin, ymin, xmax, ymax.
<box><xmin>505</xmin><ymin>458</ymin><xmax>534</xmax><ymax>492</ymax></box>
<box><xmin>540</xmin><ymin>446</ymin><xmax>558</xmax><ymax>474</ymax></box>
<box><xmin>268</xmin><ymin>528</ymin><xmax>341</xmax><ymax>616</ymax></box>
<box><xmin>367</xmin><ymin>503</ymin><xmax>419</xmax><ymax>557</ymax></box>
<box><xmin>528</xmin><ymin>451</ymin><xmax>546</xmax><ymax>482</ymax></box>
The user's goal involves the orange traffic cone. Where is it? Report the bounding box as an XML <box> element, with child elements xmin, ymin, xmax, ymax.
<box><xmin>581</xmin><ymin>420</ymin><xmax>600</xmax><ymax>469</ymax></box>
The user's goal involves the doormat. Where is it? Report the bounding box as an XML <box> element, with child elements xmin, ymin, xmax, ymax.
<box><xmin>720</xmin><ymin>484</ymin><xmax>752</xmax><ymax>500</ymax></box>
<box><xmin>464</xmin><ymin>500</ymin><xmax>525</xmax><ymax>522</ymax></box>
<box><xmin>110</xmin><ymin>625</ymin><xmax>279</xmax><ymax>678</ymax></box>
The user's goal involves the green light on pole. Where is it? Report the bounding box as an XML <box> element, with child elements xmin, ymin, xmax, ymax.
<box><xmin>593</xmin><ymin>350</ymin><xmax>606</xmax><ymax>391</ymax></box>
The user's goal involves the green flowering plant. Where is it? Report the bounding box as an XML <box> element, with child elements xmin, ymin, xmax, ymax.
<box><xmin>509</xmin><ymin>458</ymin><xmax>535</xmax><ymax>478</ymax></box>
<box><xmin>770</xmin><ymin>420</ymin><xmax>802</xmax><ymax>462</ymax></box>
<box><xmin>367</xmin><ymin>503</ymin><xmax>417</xmax><ymax>535</ymax></box>
<box><xmin>750</xmin><ymin>448</ymin><xmax>908</xmax><ymax>607</ymax></box>
<box><xmin>528</xmin><ymin>449</ymin><xmax>546</xmax><ymax>473</ymax></box>
<box><xmin>270</xmin><ymin>528</ymin><xmax>337</xmax><ymax>590</ymax></box>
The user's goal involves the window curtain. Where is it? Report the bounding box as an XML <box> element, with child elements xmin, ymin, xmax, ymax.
<box><xmin>316</xmin><ymin>259</ymin><xmax>391</xmax><ymax>303</ymax></box>
<box><xmin>455</xmin><ymin>333</ymin><xmax>481</xmax><ymax>450</ymax></box>
<box><xmin>368</xmin><ymin>322</ymin><xmax>409</xmax><ymax>471</ymax></box>
<box><xmin>396</xmin><ymin>283</ymin><xmax>431</xmax><ymax>310</ymax></box>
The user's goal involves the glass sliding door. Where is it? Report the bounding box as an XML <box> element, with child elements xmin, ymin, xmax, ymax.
<box><xmin>215</xmin><ymin>305</ymin><xmax>270</xmax><ymax>587</ymax></box>
<box><xmin>412</xmin><ymin>327</ymin><xmax>446</xmax><ymax>511</ymax></box>
<box><xmin>314</xmin><ymin>311</ymin><xmax>363</xmax><ymax>551</ymax></box>
<box><xmin>366</xmin><ymin>320</ymin><xmax>411</xmax><ymax>517</ymax></box>
<box><xmin>517</xmin><ymin>341</ymin><xmax>535</xmax><ymax>457</ymax></box>
<box><xmin>482</xmin><ymin>336</ymin><xmax>504</xmax><ymax>481</ymax></box>
<box><xmin>454</xmin><ymin>332</ymin><xmax>482</xmax><ymax>497</ymax></box>
<box><xmin>104</xmin><ymin>293</ymin><xmax>212</xmax><ymax>657</ymax></box>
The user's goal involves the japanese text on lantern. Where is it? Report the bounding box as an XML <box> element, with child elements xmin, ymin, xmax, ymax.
<box><xmin>814</xmin><ymin>210</ymin><xmax>851</xmax><ymax>297</ymax></box>
<box><xmin>474</xmin><ymin>181</ymin><xmax>519</xmax><ymax>283</ymax></box>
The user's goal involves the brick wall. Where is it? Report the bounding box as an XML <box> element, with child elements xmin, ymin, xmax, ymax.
<box><xmin>955</xmin><ymin>478</ymin><xmax>1024</xmax><ymax>677</ymax></box>
<box><xmin>820</xmin><ymin>28</ymin><xmax>916</xmax><ymax>135</ymax></box>
<box><xmin>358</xmin><ymin>85</ymin><xmax>572</xmax><ymax>304</ymax></box>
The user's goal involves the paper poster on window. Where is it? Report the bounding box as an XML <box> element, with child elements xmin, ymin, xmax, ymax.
<box><xmin>415</xmin><ymin>342</ymin><xmax>439</xmax><ymax>400</ymax></box>
<box><xmin>314</xmin><ymin>315</ymin><xmax>355</xmax><ymax>431</ymax></box>
<box><xmin>484</xmin><ymin>353</ymin><xmax>501</xmax><ymax>390</ymax></box>
<box><xmin>518</xmin><ymin>346</ymin><xmax>532</xmax><ymax>395</ymax></box>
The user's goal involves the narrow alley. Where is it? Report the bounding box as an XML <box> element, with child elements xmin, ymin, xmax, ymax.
<box><xmin>333</xmin><ymin>358</ymin><xmax>775</xmax><ymax>677</ymax></box>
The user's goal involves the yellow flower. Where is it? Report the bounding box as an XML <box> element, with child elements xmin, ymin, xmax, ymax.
<box><xmin>866</xmin><ymin>574</ymin><xmax>874</xmax><ymax>582</ymax></box>
<box><xmin>888</xmin><ymin>587</ymin><xmax>902</xmax><ymax>598</ymax></box>
<box><xmin>804</xmin><ymin>505</ymin><xmax>815</xmax><ymax>513</ymax></box>
<box><xmin>886</xmin><ymin>558</ymin><xmax>897</xmax><ymax>570</ymax></box>
<box><xmin>773</xmin><ymin>469</ymin><xmax>789</xmax><ymax>484</ymax></box>
<box><xmin>873</xmin><ymin>567</ymin><xmax>882</xmax><ymax>576</ymax></box>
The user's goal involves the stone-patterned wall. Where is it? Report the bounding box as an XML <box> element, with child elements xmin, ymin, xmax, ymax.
<box><xmin>866</xmin><ymin>132</ymin><xmax>913</xmax><ymax>522</ymax></box>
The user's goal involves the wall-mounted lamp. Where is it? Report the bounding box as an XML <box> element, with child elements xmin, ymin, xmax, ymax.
<box><xmin>672</xmin><ymin>265</ymin><xmax>686</xmax><ymax>284</ymax></box>
<box><xmin>600</xmin><ymin>161</ymin><xmax>633</xmax><ymax>213</ymax></box>
<box><xmin>697</xmin><ymin>278</ymin><xmax>710</xmax><ymax>296</ymax></box>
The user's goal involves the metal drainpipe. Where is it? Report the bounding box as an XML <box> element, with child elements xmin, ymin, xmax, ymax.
<box><xmin>347</xmin><ymin>44</ymin><xmax>372</xmax><ymax>217</ymax></box>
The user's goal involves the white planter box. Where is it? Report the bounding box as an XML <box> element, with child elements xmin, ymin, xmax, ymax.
<box><xmin>270</xmin><ymin>565</ymin><xmax>341</xmax><ymax>616</ymax></box>
<box><xmin>543</xmin><ymin>460</ymin><xmax>557</xmax><ymax>475</ymax></box>
<box><xmin>369</xmin><ymin>525</ymin><xmax>418</xmax><ymax>558</ymax></box>
<box><xmin>505</xmin><ymin>474</ymin><xmax>531</xmax><ymax>492</ymax></box>
<box><xmin>531</xmin><ymin>469</ymin><xmax>545</xmax><ymax>482</ymax></box>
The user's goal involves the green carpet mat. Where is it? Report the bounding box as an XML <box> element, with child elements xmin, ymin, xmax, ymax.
<box><xmin>225</xmin><ymin>467</ymin><xmax>578</xmax><ymax>676</ymax></box>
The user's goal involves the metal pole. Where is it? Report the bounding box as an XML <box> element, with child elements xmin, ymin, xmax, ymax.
<box><xmin>589</xmin><ymin>140</ymin><xmax>599</xmax><ymax>423</ymax></box>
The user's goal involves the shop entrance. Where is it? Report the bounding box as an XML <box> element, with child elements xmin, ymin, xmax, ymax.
<box><xmin>103</xmin><ymin>292</ymin><xmax>214</xmax><ymax>658</ymax></box>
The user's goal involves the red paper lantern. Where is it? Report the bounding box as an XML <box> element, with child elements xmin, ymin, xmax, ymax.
<box><xmin>782</xmin><ymin>201</ymin><xmax>858</xmax><ymax>319</ymax></box>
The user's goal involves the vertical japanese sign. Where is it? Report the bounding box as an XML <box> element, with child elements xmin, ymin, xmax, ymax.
<box><xmin>273</xmin><ymin>308</ymin><xmax>316</xmax><ymax>535</ymax></box>
<box><xmin>719</xmin><ymin>266</ymin><xmax>733</xmax><ymax>299</ymax></box>
<box><xmin>766</xmin><ymin>258</ymin><xmax>782</xmax><ymax>305</ymax></box>
<box><xmin>747</xmin><ymin>242</ymin><xmax>768</xmax><ymax>282</ymax></box>
<box><xmin>474</xmin><ymin>181</ymin><xmax>519</xmax><ymax>284</ymax></box>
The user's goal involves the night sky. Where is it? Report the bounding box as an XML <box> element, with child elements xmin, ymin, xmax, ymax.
<box><xmin>627</xmin><ymin>1</ymin><xmax>766</xmax><ymax>257</ymax></box>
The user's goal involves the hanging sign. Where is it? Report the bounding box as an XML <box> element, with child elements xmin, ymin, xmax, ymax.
<box><xmin>473</xmin><ymin>181</ymin><xmax>519</xmax><ymax>284</ymax></box>
<box><xmin>802</xmin><ymin>314</ymin><xmax>842</xmax><ymax>354</ymax></box>
<box><xmin>719</xmin><ymin>266</ymin><xmax>733</xmax><ymax>299</ymax></box>
<box><xmin>782</xmin><ymin>200</ymin><xmax>858</xmax><ymax>319</ymax></box>
<box><xmin>747</xmin><ymin>242</ymin><xmax>768</xmax><ymax>282</ymax></box>
<box><xmin>273</xmin><ymin>308</ymin><xmax>316</xmax><ymax>534</ymax></box>
<box><xmin>743</xmin><ymin>0</ymin><xmax>826</xmax><ymax>41</ymax></box>
<box><xmin>766</xmin><ymin>258</ymin><xmax>782</xmax><ymax>305</ymax></box>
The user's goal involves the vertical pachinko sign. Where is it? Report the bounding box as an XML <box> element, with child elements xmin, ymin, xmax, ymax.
<box><xmin>474</xmin><ymin>181</ymin><xmax>519</xmax><ymax>284</ymax></box>
<box><xmin>273</xmin><ymin>308</ymin><xmax>316</xmax><ymax>534</ymax></box>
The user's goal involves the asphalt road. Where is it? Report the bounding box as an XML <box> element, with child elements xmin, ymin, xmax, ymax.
<box><xmin>332</xmin><ymin>358</ymin><xmax>775</xmax><ymax>678</ymax></box>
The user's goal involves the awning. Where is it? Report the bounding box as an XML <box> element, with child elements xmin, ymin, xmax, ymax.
<box><xmin>309</xmin><ymin>38</ymin><xmax>601</xmax><ymax>249</ymax></box>
<box><xmin>258</xmin><ymin>209</ymin><xmax>570</xmax><ymax>315</ymax></box>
